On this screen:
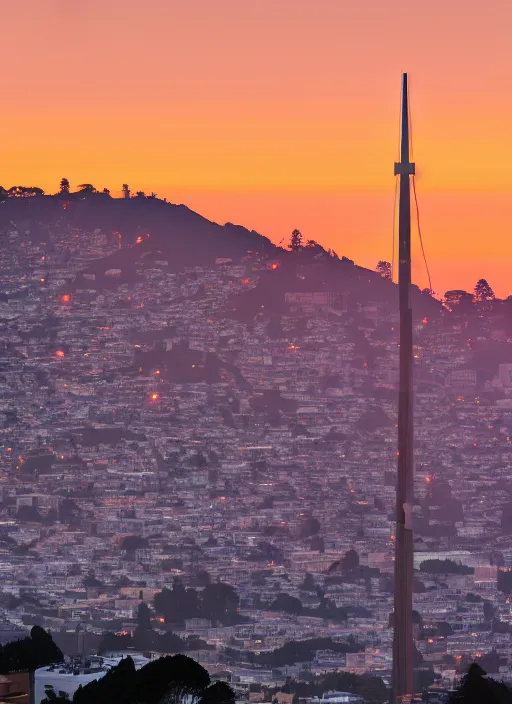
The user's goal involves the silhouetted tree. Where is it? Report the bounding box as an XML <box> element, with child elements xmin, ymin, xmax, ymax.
<box><xmin>201</xmin><ymin>583</ymin><xmax>239</xmax><ymax>625</ymax></box>
<box><xmin>0</xmin><ymin>626</ymin><xmax>63</xmax><ymax>673</ymax></box>
<box><xmin>40</xmin><ymin>685</ymin><xmax>70</xmax><ymax>704</ymax></box>
<box><xmin>376</xmin><ymin>260</ymin><xmax>392</xmax><ymax>279</ymax></box>
<box><xmin>474</xmin><ymin>278</ymin><xmax>495</xmax><ymax>303</ymax></box>
<box><xmin>122</xmin><ymin>184</ymin><xmax>130</xmax><ymax>199</ymax></box>
<box><xmin>298</xmin><ymin>515</ymin><xmax>320</xmax><ymax>538</ymax></box>
<box><xmin>74</xmin><ymin>655</ymin><xmax>136</xmax><ymax>704</ymax></box>
<box><xmin>270</xmin><ymin>593</ymin><xmax>303</xmax><ymax>615</ymax></box>
<box><xmin>59</xmin><ymin>178</ymin><xmax>70</xmax><ymax>194</ymax></box>
<box><xmin>137</xmin><ymin>601</ymin><xmax>152</xmax><ymax>629</ymax></box>
<box><xmin>289</xmin><ymin>229</ymin><xmax>303</xmax><ymax>251</ymax></box>
<box><xmin>77</xmin><ymin>183</ymin><xmax>97</xmax><ymax>193</ymax></box>
<box><xmin>133</xmin><ymin>654</ymin><xmax>210</xmax><ymax>704</ymax></box>
<box><xmin>194</xmin><ymin>570</ymin><xmax>211</xmax><ymax>587</ymax></box>
<box><xmin>310</xmin><ymin>535</ymin><xmax>325</xmax><ymax>552</ymax></box>
<box><xmin>300</xmin><ymin>572</ymin><xmax>316</xmax><ymax>592</ymax></box>
<box><xmin>8</xmin><ymin>186</ymin><xmax>45</xmax><ymax>198</ymax></box>
<box><xmin>341</xmin><ymin>549</ymin><xmax>360</xmax><ymax>573</ymax></box>
<box><xmin>449</xmin><ymin>662</ymin><xmax>512</xmax><ymax>703</ymax></box>
<box><xmin>200</xmin><ymin>681</ymin><xmax>235</xmax><ymax>704</ymax></box>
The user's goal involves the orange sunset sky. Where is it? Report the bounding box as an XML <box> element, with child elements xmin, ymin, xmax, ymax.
<box><xmin>2</xmin><ymin>0</ymin><xmax>512</xmax><ymax>296</ymax></box>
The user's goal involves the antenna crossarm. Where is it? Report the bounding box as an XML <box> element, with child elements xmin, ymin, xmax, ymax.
<box><xmin>394</xmin><ymin>162</ymin><xmax>415</xmax><ymax>176</ymax></box>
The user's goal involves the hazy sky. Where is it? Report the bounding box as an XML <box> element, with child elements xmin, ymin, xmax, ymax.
<box><xmin>2</xmin><ymin>0</ymin><xmax>512</xmax><ymax>295</ymax></box>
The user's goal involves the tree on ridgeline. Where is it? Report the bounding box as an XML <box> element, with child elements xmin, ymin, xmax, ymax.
<box><xmin>59</xmin><ymin>178</ymin><xmax>70</xmax><ymax>194</ymax></box>
<box><xmin>77</xmin><ymin>183</ymin><xmax>97</xmax><ymax>194</ymax></box>
<box><xmin>474</xmin><ymin>278</ymin><xmax>495</xmax><ymax>303</ymax></box>
<box><xmin>122</xmin><ymin>183</ymin><xmax>130</xmax><ymax>199</ymax></box>
<box><xmin>8</xmin><ymin>186</ymin><xmax>45</xmax><ymax>198</ymax></box>
<box><xmin>376</xmin><ymin>260</ymin><xmax>392</xmax><ymax>279</ymax></box>
<box><xmin>289</xmin><ymin>229</ymin><xmax>303</xmax><ymax>251</ymax></box>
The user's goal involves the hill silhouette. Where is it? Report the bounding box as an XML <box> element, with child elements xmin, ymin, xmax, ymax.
<box><xmin>0</xmin><ymin>191</ymin><xmax>442</xmax><ymax>318</ymax></box>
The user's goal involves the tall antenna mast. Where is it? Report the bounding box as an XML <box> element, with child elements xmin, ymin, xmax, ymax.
<box><xmin>392</xmin><ymin>72</ymin><xmax>415</xmax><ymax>703</ymax></box>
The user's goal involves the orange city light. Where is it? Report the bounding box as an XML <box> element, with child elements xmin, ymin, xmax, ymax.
<box><xmin>55</xmin><ymin>350</ymin><xmax>65</xmax><ymax>358</ymax></box>
<box><xmin>61</xmin><ymin>294</ymin><xmax>71</xmax><ymax>303</ymax></box>
<box><xmin>151</xmin><ymin>393</ymin><xmax>159</xmax><ymax>400</ymax></box>
<box><xmin>136</xmin><ymin>236</ymin><xmax>144</xmax><ymax>244</ymax></box>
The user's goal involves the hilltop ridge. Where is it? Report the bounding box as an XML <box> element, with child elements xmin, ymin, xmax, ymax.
<box><xmin>0</xmin><ymin>190</ymin><xmax>439</xmax><ymax>318</ymax></box>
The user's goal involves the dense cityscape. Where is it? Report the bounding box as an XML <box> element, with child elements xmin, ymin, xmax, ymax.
<box><xmin>0</xmin><ymin>186</ymin><xmax>509</xmax><ymax>702</ymax></box>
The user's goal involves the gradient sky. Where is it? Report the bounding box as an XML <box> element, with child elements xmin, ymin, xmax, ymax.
<box><xmin>2</xmin><ymin>0</ymin><xmax>512</xmax><ymax>296</ymax></box>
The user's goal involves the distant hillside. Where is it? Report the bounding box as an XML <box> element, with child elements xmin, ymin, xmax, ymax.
<box><xmin>0</xmin><ymin>191</ymin><xmax>442</xmax><ymax>317</ymax></box>
<box><xmin>0</xmin><ymin>191</ymin><xmax>275</xmax><ymax>266</ymax></box>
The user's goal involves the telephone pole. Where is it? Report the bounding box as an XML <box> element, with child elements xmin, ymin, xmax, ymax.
<box><xmin>392</xmin><ymin>72</ymin><xmax>415</xmax><ymax>703</ymax></box>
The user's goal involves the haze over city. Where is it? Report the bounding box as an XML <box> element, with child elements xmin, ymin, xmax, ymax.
<box><xmin>0</xmin><ymin>3</ymin><xmax>512</xmax><ymax>704</ymax></box>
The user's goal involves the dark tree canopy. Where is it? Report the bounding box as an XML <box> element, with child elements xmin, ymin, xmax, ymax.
<box><xmin>449</xmin><ymin>663</ymin><xmax>512</xmax><ymax>703</ymax></box>
<box><xmin>0</xmin><ymin>626</ymin><xmax>63</xmax><ymax>673</ymax></box>
<box><xmin>200</xmin><ymin>681</ymin><xmax>235</xmax><ymax>704</ymax></box>
<box><xmin>59</xmin><ymin>178</ymin><xmax>70</xmax><ymax>194</ymax></box>
<box><xmin>376</xmin><ymin>260</ymin><xmax>392</xmax><ymax>279</ymax></box>
<box><xmin>270</xmin><ymin>593</ymin><xmax>303</xmax><ymax>615</ymax></box>
<box><xmin>474</xmin><ymin>278</ymin><xmax>495</xmax><ymax>303</ymax></box>
<box><xmin>289</xmin><ymin>229</ymin><xmax>303</xmax><ymax>251</ymax></box>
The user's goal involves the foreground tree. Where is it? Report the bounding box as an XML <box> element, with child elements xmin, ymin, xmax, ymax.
<box><xmin>131</xmin><ymin>654</ymin><xmax>210</xmax><ymax>704</ymax></box>
<box><xmin>40</xmin><ymin>686</ymin><xmax>70</xmax><ymax>704</ymax></box>
<box><xmin>0</xmin><ymin>626</ymin><xmax>63</xmax><ymax>673</ymax></box>
<box><xmin>449</xmin><ymin>662</ymin><xmax>512</xmax><ymax>703</ymax></box>
<box><xmin>200</xmin><ymin>681</ymin><xmax>235</xmax><ymax>704</ymax></box>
